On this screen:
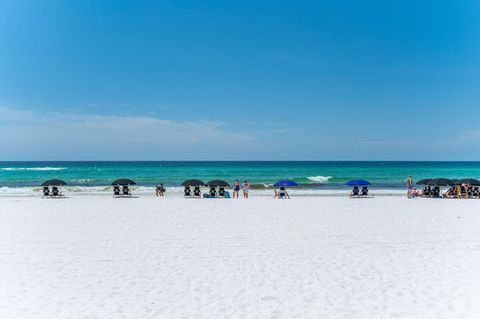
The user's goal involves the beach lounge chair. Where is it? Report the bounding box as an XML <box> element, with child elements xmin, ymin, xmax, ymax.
<box><xmin>473</xmin><ymin>187</ymin><xmax>479</xmax><ymax>198</ymax></box>
<box><xmin>209</xmin><ymin>187</ymin><xmax>217</xmax><ymax>198</ymax></box>
<box><xmin>122</xmin><ymin>186</ymin><xmax>131</xmax><ymax>197</ymax></box>
<box><xmin>113</xmin><ymin>186</ymin><xmax>121</xmax><ymax>197</ymax></box>
<box><xmin>361</xmin><ymin>186</ymin><xmax>369</xmax><ymax>197</ymax></box>
<box><xmin>443</xmin><ymin>186</ymin><xmax>455</xmax><ymax>198</ymax></box>
<box><xmin>433</xmin><ymin>186</ymin><xmax>440</xmax><ymax>198</ymax></box>
<box><xmin>184</xmin><ymin>186</ymin><xmax>192</xmax><ymax>197</ymax></box>
<box><xmin>422</xmin><ymin>186</ymin><xmax>431</xmax><ymax>197</ymax></box>
<box><xmin>467</xmin><ymin>186</ymin><xmax>473</xmax><ymax>198</ymax></box>
<box><xmin>219</xmin><ymin>187</ymin><xmax>225</xmax><ymax>198</ymax></box>
<box><xmin>51</xmin><ymin>186</ymin><xmax>64</xmax><ymax>198</ymax></box>
<box><xmin>350</xmin><ymin>186</ymin><xmax>359</xmax><ymax>197</ymax></box>
<box><xmin>193</xmin><ymin>187</ymin><xmax>201</xmax><ymax>198</ymax></box>
<box><xmin>278</xmin><ymin>187</ymin><xmax>287</xmax><ymax>199</ymax></box>
<box><xmin>42</xmin><ymin>186</ymin><xmax>50</xmax><ymax>198</ymax></box>
<box><xmin>425</xmin><ymin>186</ymin><xmax>432</xmax><ymax>197</ymax></box>
<box><xmin>460</xmin><ymin>186</ymin><xmax>468</xmax><ymax>199</ymax></box>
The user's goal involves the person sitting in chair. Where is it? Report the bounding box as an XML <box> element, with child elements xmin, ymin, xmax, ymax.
<box><xmin>350</xmin><ymin>186</ymin><xmax>359</xmax><ymax>197</ymax></box>
<box><xmin>277</xmin><ymin>187</ymin><xmax>289</xmax><ymax>199</ymax></box>
<box><xmin>411</xmin><ymin>187</ymin><xmax>419</xmax><ymax>198</ymax></box>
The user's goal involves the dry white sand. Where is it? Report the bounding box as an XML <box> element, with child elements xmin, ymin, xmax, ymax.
<box><xmin>1</xmin><ymin>196</ymin><xmax>480</xmax><ymax>319</ymax></box>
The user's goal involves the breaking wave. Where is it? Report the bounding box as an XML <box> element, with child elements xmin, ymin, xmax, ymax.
<box><xmin>307</xmin><ymin>176</ymin><xmax>333</xmax><ymax>183</ymax></box>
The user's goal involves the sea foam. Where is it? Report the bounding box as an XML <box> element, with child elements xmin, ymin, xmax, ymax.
<box><xmin>307</xmin><ymin>176</ymin><xmax>333</xmax><ymax>183</ymax></box>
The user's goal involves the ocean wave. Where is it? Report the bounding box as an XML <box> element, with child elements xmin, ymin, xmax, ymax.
<box><xmin>0</xmin><ymin>167</ymin><xmax>68</xmax><ymax>171</ymax></box>
<box><xmin>307</xmin><ymin>176</ymin><xmax>333</xmax><ymax>183</ymax></box>
<box><xmin>70</xmin><ymin>178</ymin><xmax>96</xmax><ymax>184</ymax></box>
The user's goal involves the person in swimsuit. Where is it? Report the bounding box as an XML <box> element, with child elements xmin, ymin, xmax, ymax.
<box><xmin>233</xmin><ymin>180</ymin><xmax>240</xmax><ymax>199</ymax></box>
<box><xmin>242</xmin><ymin>181</ymin><xmax>250</xmax><ymax>198</ymax></box>
<box><xmin>156</xmin><ymin>183</ymin><xmax>165</xmax><ymax>197</ymax></box>
<box><xmin>404</xmin><ymin>175</ymin><xmax>413</xmax><ymax>198</ymax></box>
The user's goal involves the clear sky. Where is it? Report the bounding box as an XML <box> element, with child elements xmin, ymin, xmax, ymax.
<box><xmin>1</xmin><ymin>0</ymin><xmax>480</xmax><ymax>160</ymax></box>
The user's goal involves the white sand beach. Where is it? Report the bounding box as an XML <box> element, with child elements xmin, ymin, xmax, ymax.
<box><xmin>1</xmin><ymin>196</ymin><xmax>480</xmax><ymax>319</ymax></box>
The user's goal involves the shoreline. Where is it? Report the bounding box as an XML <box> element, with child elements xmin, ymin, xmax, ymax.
<box><xmin>0</xmin><ymin>186</ymin><xmax>409</xmax><ymax>198</ymax></box>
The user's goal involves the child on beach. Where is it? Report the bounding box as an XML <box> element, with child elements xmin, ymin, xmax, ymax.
<box><xmin>242</xmin><ymin>181</ymin><xmax>250</xmax><ymax>198</ymax></box>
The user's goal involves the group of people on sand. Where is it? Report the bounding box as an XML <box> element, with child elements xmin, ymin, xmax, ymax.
<box><xmin>232</xmin><ymin>180</ymin><xmax>250</xmax><ymax>199</ymax></box>
<box><xmin>404</xmin><ymin>175</ymin><xmax>480</xmax><ymax>199</ymax></box>
<box><xmin>157</xmin><ymin>181</ymin><xmax>251</xmax><ymax>198</ymax></box>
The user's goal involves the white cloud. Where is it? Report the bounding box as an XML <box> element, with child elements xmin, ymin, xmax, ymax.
<box><xmin>0</xmin><ymin>106</ymin><xmax>254</xmax><ymax>160</ymax></box>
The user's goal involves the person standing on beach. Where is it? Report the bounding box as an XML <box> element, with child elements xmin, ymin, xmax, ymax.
<box><xmin>242</xmin><ymin>181</ymin><xmax>250</xmax><ymax>198</ymax></box>
<box><xmin>404</xmin><ymin>176</ymin><xmax>413</xmax><ymax>198</ymax></box>
<box><xmin>233</xmin><ymin>180</ymin><xmax>240</xmax><ymax>199</ymax></box>
<box><xmin>156</xmin><ymin>183</ymin><xmax>165</xmax><ymax>197</ymax></box>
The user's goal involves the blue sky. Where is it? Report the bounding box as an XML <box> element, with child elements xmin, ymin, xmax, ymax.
<box><xmin>1</xmin><ymin>0</ymin><xmax>480</xmax><ymax>160</ymax></box>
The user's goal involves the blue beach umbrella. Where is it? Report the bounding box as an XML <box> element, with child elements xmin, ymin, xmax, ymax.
<box><xmin>274</xmin><ymin>180</ymin><xmax>299</xmax><ymax>187</ymax></box>
<box><xmin>345</xmin><ymin>180</ymin><xmax>371</xmax><ymax>186</ymax></box>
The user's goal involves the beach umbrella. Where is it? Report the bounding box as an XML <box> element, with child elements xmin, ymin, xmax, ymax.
<box><xmin>181</xmin><ymin>179</ymin><xmax>206</xmax><ymax>187</ymax></box>
<box><xmin>274</xmin><ymin>180</ymin><xmax>299</xmax><ymax>187</ymax></box>
<box><xmin>429</xmin><ymin>178</ymin><xmax>454</xmax><ymax>186</ymax></box>
<box><xmin>450</xmin><ymin>179</ymin><xmax>461</xmax><ymax>185</ymax></box>
<box><xmin>207</xmin><ymin>180</ymin><xmax>230</xmax><ymax>187</ymax></box>
<box><xmin>458</xmin><ymin>178</ymin><xmax>480</xmax><ymax>185</ymax></box>
<box><xmin>416</xmin><ymin>179</ymin><xmax>431</xmax><ymax>185</ymax></box>
<box><xmin>41</xmin><ymin>179</ymin><xmax>67</xmax><ymax>186</ymax></box>
<box><xmin>345</xmin><ymin>180</ymin><xmax>371</xmax><ymax>186</ymax></box>
<box><xmin>111</xmin><ymin>179</ymin><xmax>136</xmax><ymax>186</ymax></box>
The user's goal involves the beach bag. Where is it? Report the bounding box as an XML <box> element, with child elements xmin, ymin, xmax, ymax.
<box><xmin>224</xmin><ymin>191</ymin><xmax>231</xmax><ymax>199</ymax></box>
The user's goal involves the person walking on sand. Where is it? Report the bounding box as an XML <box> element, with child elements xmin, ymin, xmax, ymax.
<box><xmin>156</xmin><ymin>183</ymin><xmax>165</xmax><ymax>197</ymax></box>
<box><xmin>404</xmin><ymin>175</ymin><xmax>413</xmax><ymax>198</ymax></box>
<box><xmin>233</xmin><ymin>180</ymin><xmax>240</xmax><ymax>199</ymax></box>
<box><xmin>242</xmin><ymin>181</ymin><xmax>250</xmax><ymax>198</ymax></box>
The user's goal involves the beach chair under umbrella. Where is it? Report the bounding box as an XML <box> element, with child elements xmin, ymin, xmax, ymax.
<box><xmin>111</xmin><ymin>179</ymin><xmax>136</xmax><ymax>197</ymax></box>
<box><xmin>345</xmin><ymin>180</ymin><xmax>372</xmax><ymax>197</ymax></box>
<box><xmin>206</xmin><ymin>180</ymin><xmax>230</xmax><ymax>198</ymax></box>
<box><xmin>274</xmin><ymin>180</ymin><xmax>298</xmax><ymax>199</ymax></box>
<box><xmin>41</xmin><ymin>179</ymin><xmax>67</xmax><ymax>198</ymax></box>
<box><xmin>181</xmin><ymin>179</ymin><xmax>206</xmax><ymax>198</ymax></box>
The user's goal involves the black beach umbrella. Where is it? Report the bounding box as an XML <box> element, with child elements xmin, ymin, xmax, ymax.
<box><xmin>429</xmin><ymin>178</ymin><xmax>455</xmax><ymax>186</ymax></box>
<box><xmin>459</xmin><ymin>178</ymin><xmax>480</xmax><ymax>185</ymax></box>
<box><xmin>41</xmin><ymin>179</ymin><xmax>67</xmax><ymax>186</ymax></box>
<box><xmin>181</xmin><ymin>179</ymin><xmax>206</xmax><ymax>187</ymax></box>
<box><xmin>450</xmin><ymin>179</ymin><xmax>461</xmax><ymax>185</ymax></box>
<box><xmin>416</xmin><ymin>179</ymin><xmax>431</xmax><ymax>185</ymax></box>
<box><xmin>111</xmin><ymin>179</ymin><xmax>136</xmax><ymax>186</ymax></box>
<box><xmin>207</xmin><ymin>180</ymin><xmax>230</xmax><ymax>187</ymax></box>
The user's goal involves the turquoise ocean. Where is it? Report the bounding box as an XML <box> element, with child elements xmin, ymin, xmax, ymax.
<box><xmin>1</xmin><ymin>161</ymin><xmax>480</xmax><ymax>196</ymax></box>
